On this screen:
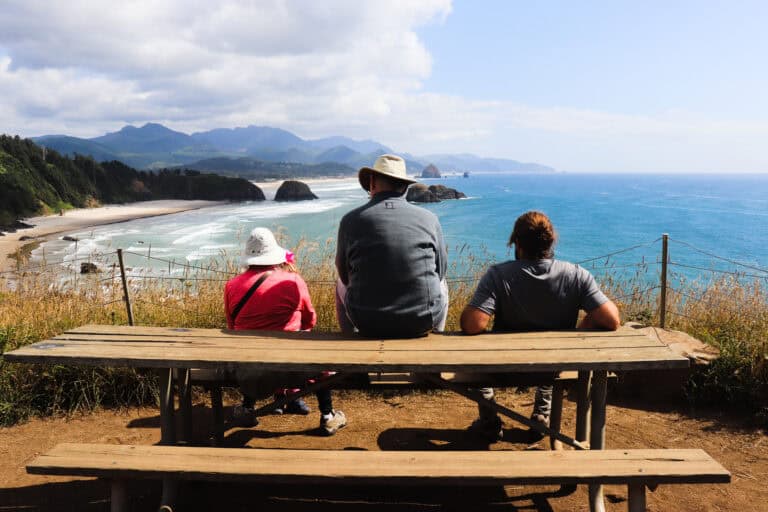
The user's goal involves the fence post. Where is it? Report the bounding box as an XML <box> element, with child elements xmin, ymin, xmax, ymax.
<box><xmin>117</xmin><ymin>249</ymin><xmax>135</xmax><ymax>326</ymax></box>
<box><xmin>659</xmin><ymin>233</ymin><xmax>668</xmax><ymax>328</ymax></box>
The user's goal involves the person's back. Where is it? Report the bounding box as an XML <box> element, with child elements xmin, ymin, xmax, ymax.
<box><xmin>470</xmin><ymin>259</ymin><xmax>608</xmax><ymax>331</ymax></box>
<box><xmin>338</xmin><ymin>192</ymin><xmax>446</xmax><ymax>337</ymax></box>
<box><xmin>225</xmin><ymin>267</ymin><xmax>315</xmax><ymax>331</ymax></box>
<box><xmin>335</xmin><ymin>154</ymin><xmax>448</xmax><ymax>338</ymax></box>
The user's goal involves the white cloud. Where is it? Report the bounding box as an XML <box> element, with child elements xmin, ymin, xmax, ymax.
<box><xmin>1</xmin><ymin>0</ymin><xmax>767</xmax><ymax>172</ymax></box>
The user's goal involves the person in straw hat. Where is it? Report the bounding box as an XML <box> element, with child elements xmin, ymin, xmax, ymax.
<box><xmin>224</xmin><ymin>227</ymin><xmax>346</xmax><ymax>435</ymax></box>
<box><xmin>335</xmin><ymin>154</ymin><xmax>449</xmax><ymax>338</ymax></box>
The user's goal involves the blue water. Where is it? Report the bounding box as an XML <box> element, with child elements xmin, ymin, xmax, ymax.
<box><xmin>34</xmin><ymin>173</ymin><xmax>768</xmax><ymax>282</ymax></box>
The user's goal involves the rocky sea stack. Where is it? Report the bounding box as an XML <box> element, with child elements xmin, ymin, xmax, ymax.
<box><xmin>274</xmin><ymin>180</ymin><xmax>319</xmax><ymax>201</ymax></box>
<box><xmin>407</xmin><ymin>184</ymin><xmax>466</xmax><ymax>203</ymax></box>
<box><xmin>420</xmin><ymin>164</ymin><xmax>441</xmax><ymax>178</ymax></box>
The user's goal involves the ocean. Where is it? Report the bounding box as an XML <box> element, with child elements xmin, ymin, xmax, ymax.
<box><xmin>34</xmin><ymin>173</ymin><xmax>768</xmax><ymax>283</ymax></box>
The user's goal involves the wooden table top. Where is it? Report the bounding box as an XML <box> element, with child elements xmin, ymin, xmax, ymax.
<box><xmin>3</xmin><ymin>324</ymin><xmax>688</xmax><ymax>373</ymax></box>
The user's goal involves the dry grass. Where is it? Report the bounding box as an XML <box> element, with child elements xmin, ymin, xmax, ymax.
<box><xmin>1</xmin><ymin>244</ymin><xmax>766</xmax><ymax>426</ymax></box>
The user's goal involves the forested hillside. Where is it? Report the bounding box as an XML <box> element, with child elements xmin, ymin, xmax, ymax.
<box><xmin>0</xmin><ymin>135</ymin><xmax>264</xmax><ymax>227</ymax></box>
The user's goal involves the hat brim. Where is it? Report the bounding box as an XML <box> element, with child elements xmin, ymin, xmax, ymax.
<box><xmin>358</xmin><ymin>167</ymin><xmax>418</xmax><ymax>192</ymax></box>
<box><xmin>241</xmin><ymin>246</ymin><xmax>287</xmax><ymax>266</ymax></box>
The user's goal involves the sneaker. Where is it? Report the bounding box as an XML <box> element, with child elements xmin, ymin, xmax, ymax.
<box><xmin>232</xmin><ymin>405</ymin><xmax>258</xmax><ymax>428</ymax></box>
<box><xmin>468</xmin><ymin>415</ymin><xmax>503</xmax><ymax>442</ymax></box>
<box><xmin>320</xmin><ymin>410</ymin><xmax>347</xmax><ymax>436</ymax></box>
<box><xmin>274</xmin><ymin>398</ymin><xmax>311</xmax><ymax>415</ymax></box>
<box><xmin>527</xmin><ymin>413</ymin><xmax>550</xmax><ymax>443</ymax></box>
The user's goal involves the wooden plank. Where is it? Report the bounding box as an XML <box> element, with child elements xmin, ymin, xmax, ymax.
<box><xmin>52</xmin><ymin>333</ymin><xmax>666</xmax><ymax>351</ymax></box>
<box><xmin>28</xmin><ymin>444</ymin><xmax>730</xmax><ymax>486</ymax></box>
<box><xmin>4</xmin><ymin>341</ymin><xmax>688</xmax><ymax>372</ymax></box>
<box><xmin>66</xmin><ymin>324</ymin><xmax>652</xmax><ymax>341</ymax></box>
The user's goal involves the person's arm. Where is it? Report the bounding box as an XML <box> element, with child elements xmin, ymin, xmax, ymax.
<box><xmin>296</xmin><ymin>276</ymin><xmax>317</xmax><ymax>331</ymax></box>
<box><xmin>335</xmin><ymin>221</ymin><xmax>349</xmax><ymax>285</ymax></box>
<box><xmin>460</xmin><ymin>305</ymin><xmax>491</xmax><ymax>334</ymax></box>
<box><xmin>223</xmin><ymin>284</ymin><xmax>235</xmax><ymax>329</ymax></box>
<box><xmin>460</xmin><ymin>269</ymin><xmax>497</xmax><ymax>334</ymax></box>
<box><xmin>578</xmin><ymin>300</ymin><xmax>620</xmax><ymax>330</ymax></box>
<box><xmin>435</xmin><ymin>221</ymin><xmax>448</xmax><ymax>280</ymax></box>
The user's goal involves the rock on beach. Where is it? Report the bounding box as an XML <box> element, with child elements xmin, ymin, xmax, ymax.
<box><xmin>274</xmin><ymin>180</ymin><xmax>318</xmax><ymax>201</ymax></box>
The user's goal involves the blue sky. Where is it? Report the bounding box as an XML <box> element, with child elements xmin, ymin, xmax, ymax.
<box><xmin>420</xmin><ymin>1</ymin><xmax>768</xmax><ymax>118</ymax></box>
<box><xmin>1</xmin><ymin>1</ymin><xmax>767</xmax><ymax>173</ymax></box>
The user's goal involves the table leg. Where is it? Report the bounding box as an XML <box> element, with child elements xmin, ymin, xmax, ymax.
<box><xmin>178</xmin><ymin>369</ymin><xmax>192</xmax><ymax>444</ymax></box>
<box><xmin>110</xmin><ymin>479</ymin><xmax>128</xmax><ymax>512</ymax></box>
<box><xmin>589</xmin><ymin>370</ymin><xmax>608</xmax><ymax>512</ymax></box>
<box><xmin>157</xmin><ymin>368</ymin><xmax>178</xmax><ymax>511</ymax></box>
<box><xmin>628</xmin><ymin>483</ymin><xmax>647</xmax><ymax>512</ymax></box>
<box><xmin>575</xmin><ymin>370</ymin><xmax>592</xmax><ymax>445</ymax></box>
<box><xmin>158</xmin><ymin>368</ymin><xmax>176</xmax><ymax>445</ymax></box>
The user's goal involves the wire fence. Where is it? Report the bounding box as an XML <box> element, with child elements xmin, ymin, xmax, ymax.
<box><xmin>2</xmin><ymin>233</ymin><xmax>766</xmax><ymax>328</ymax></box>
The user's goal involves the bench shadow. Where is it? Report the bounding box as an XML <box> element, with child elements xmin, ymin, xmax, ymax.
<box><xmin>221</xmin><ymin>427</ymin><xmax>323</xmax><ymax>447</ymax></box>
<box><xmin>173</xmin><ymin>480</ymin><xmax>552</xmax><ymax>511</ymax></box>
<box><xmin>1</xmin><ymin>477</ymin><xmax>561</xmax><ymax>512</ymax></box>
<box><xmin>377</xmin><ymin>426</ymin><xmax>534</xmax><ymax>451</ymax></box>
<box><xmin>606</xmin><ymin>393</ymin><xmax>764</xmax><ymax>435</ymax></box>
<box><xmin>0</xmin><ymin>478</ymin><xmax>160</xmax><ymax>511</ymax></box>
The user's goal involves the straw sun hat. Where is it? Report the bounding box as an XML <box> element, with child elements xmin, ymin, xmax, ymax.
<box><xmin>242</xmin><ymin>227</ymin><xmax>289</xmax><ymax>266</ymax></box>
<box><xmin>358</xmin><ymin>154</ymin><xmax>417</xmax><ymax>191</ymax></box>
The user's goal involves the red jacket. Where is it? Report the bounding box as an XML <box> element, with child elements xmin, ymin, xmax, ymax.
<box><xmin>224</xmin><ymin>268</ymin><xmax>316</xmax><ymax>331</ymax></box>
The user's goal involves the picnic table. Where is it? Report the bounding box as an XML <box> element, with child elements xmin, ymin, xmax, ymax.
<box><xmin>5</xmin><ymin>324</ymin><xmax>727</xmax><ymax>512</ymax></box>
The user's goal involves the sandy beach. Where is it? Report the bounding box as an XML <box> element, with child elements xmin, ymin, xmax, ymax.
<box><xmin>0</xmin><ymin>200</ymin><xmax>224</xmax><ymax>272</ymax></box>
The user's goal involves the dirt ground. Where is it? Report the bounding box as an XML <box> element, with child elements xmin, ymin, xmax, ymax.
<box><xmin>1</xmin><ymin>387</ymin><xmax>765</xmax><ymax>512</ymax></box>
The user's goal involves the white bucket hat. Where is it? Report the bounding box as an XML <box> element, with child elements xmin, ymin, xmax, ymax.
<box><xmin>358</xmin><ymin>154</ymin><xmax>417</xmax><ymax>191</ymax></box>
<box><xmin>241</xmin><ymin>227</ymin><xmax>288</xmax><ymax>266</ymax></box>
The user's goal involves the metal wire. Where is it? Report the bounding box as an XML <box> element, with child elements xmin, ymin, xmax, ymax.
<box><xmin>123</xmin><ymin>275</ymin><xmax>230</xmax><ymax>283</ymax></box>
<box><xmin>585</xmin><ymin>261</ymin><xmax>659</xmax><ymax>271</ymax></box>
<box><xmin>122</xmin><ymin>251</ymin><xmax>235</xmax><ymax>276</ymax></box>
<box><xmin>669</xmin><ymin>238</ymin><xmax>768</xmax><ymax>275</ymax></box>
<box><xmin>668</xmin><ymin>262</ymin><xmax>768</xmax><ymax>280</ymax></box>
<box><xmin>610</xmin><ymin>285</ymin><xmax>660</xmax><ymax>301</ymax></box>
<box><xmin>0</xmin><ymin>251</ymin><xmax>118</xmax><ymax>275</ymax></box>
<box><xmin>575</xmin><ymin>237</ymin><xmax>662</xmax><ymax>265</ymax></box>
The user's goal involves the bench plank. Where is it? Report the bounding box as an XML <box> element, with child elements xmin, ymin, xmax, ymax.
<box><xmin>29</xmin><ymin>444</ymin><xmax>730</xmax><ymax>487</ymax></box>
<box><xmin>53</xmin><ymin>333</ymin><xmax>666</xmax><ymax>351</ymax></box>
<box><xmin>68</xmin><ymin>324</ymin><xmax>651</xmax><ymax>340</ymax></box>
<box><xmin>5</xmin><ymin>343</ymin><xmax>688</xmax><ymax>372</ymax></box>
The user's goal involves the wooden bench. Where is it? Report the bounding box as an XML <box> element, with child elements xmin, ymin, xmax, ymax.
<box><xmin>4</xmin><ymin>324</ymin><xmax>695</xmax><ymax>512</ymax></box>
<box><xmin>29</xmin><ymin>443</ymin><xmax>730</xmax><ymax>512</ymax></box>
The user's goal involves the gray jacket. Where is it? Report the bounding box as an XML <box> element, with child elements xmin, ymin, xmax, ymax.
<box><xmin>336</xmin><ymin>191</ymin><xmax>447</xmax><ymax>337</ymax></box>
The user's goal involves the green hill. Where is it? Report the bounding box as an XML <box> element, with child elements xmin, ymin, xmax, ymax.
<box><xmin>0</xmin><ymin>135</ymin><xmax>265</xmax><ymax>228</ymax></box>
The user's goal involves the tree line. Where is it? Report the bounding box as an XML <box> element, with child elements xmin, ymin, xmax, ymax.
<box><xmin>0</xmin><ymin>135</ymin><xmax>265</xmax><ymax>227</ymax></box>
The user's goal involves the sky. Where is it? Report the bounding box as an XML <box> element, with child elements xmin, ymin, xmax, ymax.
<box><xmin>1</xmin><ymin>0</ymin><xmax>767</xmax><ymax>173</ymax></box>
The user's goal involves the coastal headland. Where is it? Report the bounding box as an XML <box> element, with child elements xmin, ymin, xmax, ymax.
<box><xmin>0</xmin><ymin>200</ymin><xmax>223</xmax><ymax>272</ymax></box>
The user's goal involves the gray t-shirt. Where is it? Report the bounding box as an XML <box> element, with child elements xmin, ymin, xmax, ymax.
<box><xmin>336</xmin><ymin>191</ymin><xmax>447</xmax><ymax>337</ymax></box>
<box><xmin>468</xmin><ymin>259</ymin><xmax>608</xmax><ymax>331</ymax></box>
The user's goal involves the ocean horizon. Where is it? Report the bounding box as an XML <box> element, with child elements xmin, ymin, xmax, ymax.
<box><xmin>32</xmin><ymin>172</ymin><xmax>768</xmax><ymax>284</ymax></box>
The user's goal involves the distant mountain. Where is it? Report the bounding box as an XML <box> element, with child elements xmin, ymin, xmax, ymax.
<box><xmin>32</xmin><ymin>135</ymin><xmax>120</xmax><ymax>163</ymax></box>
<box><xmin>191</xmin><ymin>125</ymin><xmax>304</xmax><ymax>153</ymax></box>
<box><xmin>307</xmin><ymin>136</ymin><xmax>392</xmax><ymax>154</ymax></box>
<box><xmin>180</xmin><ymin>156</ymin><xmax>354</xmax><ymax>180</ymax></box>
<box><xmin>92</xmin><ymin>123</ymin><xmax>196</xmax><ymax>153</ymax></box>
<box><xmin>32</xmin><ymin>122</ymin><xmax>555</xmax><ymax>174</ymax></box>
<box><xmin>421</xmin><ymin>153</ymin><xmax>556</xmax><ymax>173</ymax></box>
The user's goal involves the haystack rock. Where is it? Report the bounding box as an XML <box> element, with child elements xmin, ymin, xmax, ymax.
<box><xmin>421</xmin><ymin>164</ymin><xmax>441</xmax><ymax>178</ymax></box>
<box><xmin>274</xmin><ymin>180</ymin><xmax>318</xmax><ymax>201</ymax></box>
<box><xmin>407</xmin><ymin>184</ymin><xmax>466</xmax><ymax>203</ymax></box>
